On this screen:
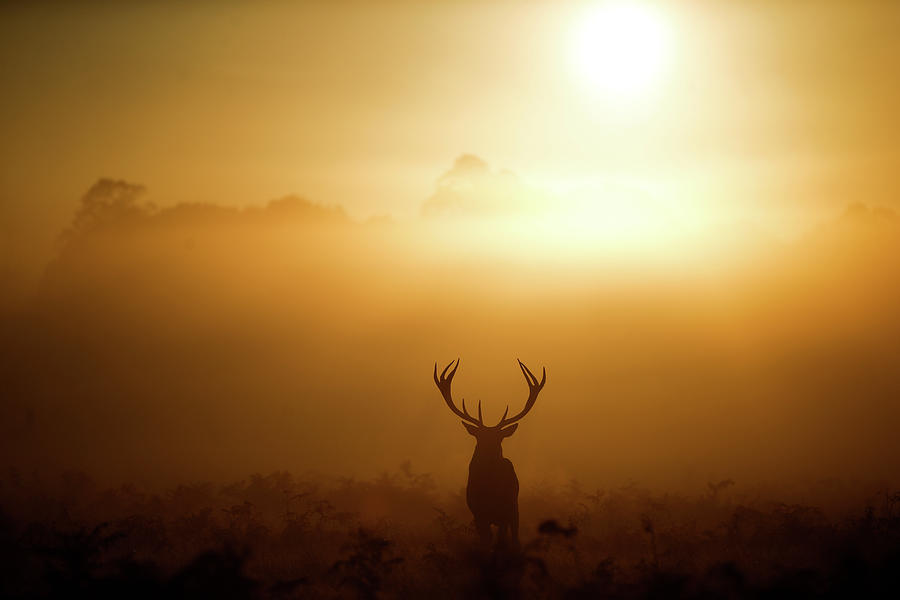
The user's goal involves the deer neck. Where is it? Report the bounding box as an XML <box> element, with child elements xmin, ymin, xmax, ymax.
<box><xmin>471</xmin><ymin>443</ymin><xmax>504</xmax><ymax>463</ymax></box>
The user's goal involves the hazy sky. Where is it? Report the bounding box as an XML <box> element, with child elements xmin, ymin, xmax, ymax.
<box><xmin>2</xmin><ymin>1</ymin><xmax>900</xmax><ymax>490</ymax></box>
<box><xmin>2</xmin><ymin>1</ymin><xmax>899</xmax><ymax>237</ymax></box>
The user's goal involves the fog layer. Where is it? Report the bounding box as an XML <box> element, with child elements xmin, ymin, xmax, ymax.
<box><xmin>2</xmin><ymin>172</ymin><xmax>899</xmax><ymax>492</ymax></box>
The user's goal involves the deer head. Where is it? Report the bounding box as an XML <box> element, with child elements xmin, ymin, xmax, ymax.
<box><xmin>433</xmin><ymin>358</ymin><xmax>546</xmax><ymax>458</ymax></box>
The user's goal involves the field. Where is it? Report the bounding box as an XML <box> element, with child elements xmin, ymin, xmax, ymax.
<box><xmin>2</xmin><ymin>467</ymin><xmax>899</xmax><ymax>599</ymax></box>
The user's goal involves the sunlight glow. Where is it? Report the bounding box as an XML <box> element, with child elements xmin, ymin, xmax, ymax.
<box><xmin>573</xmin><ymin>1</ymin><xmax>669</xmax><ymax>97</ymax></box>
<box><xmin>421</xmin><ymin>181</ymin><xmax>702</xmax><ymax>268</ymax></box>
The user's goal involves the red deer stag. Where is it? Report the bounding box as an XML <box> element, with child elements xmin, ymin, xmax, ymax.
<box><xmin>433</xmin><ymin>358</ymin><xmax>546</xmax><ymax>547</ymax></box>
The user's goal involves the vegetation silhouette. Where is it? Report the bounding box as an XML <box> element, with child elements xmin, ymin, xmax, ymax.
<box><xmin>434</xmin><ymin>358</ymin><xmax>546</xmax><ymax>549</ymax></box>
<box><xmin>2</xmin><ymin>468</ymin><xmax>900</xmax><ymax>598</ymax></box>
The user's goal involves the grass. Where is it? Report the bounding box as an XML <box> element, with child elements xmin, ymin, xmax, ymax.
<box><xmin>1</xmin><ymin>466</ymin><xmax>899</xmax><ymax>598</ymax></box>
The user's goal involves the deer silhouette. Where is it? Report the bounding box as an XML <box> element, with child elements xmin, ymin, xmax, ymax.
<box><xmin>433</xmin><ymin>358</ymin><xmax>546</xmax><ymax>547</ymax></box>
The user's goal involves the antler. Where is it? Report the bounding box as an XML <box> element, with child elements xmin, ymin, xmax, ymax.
<box><xmin>496</xmin><ymin>359</ymin><xmax>546</xmax><ymax>428</ymax></box>
<box><xmin>433</xmin><ymin>359</ymin><xmax>484</xmax><ymax>427</ymax></box>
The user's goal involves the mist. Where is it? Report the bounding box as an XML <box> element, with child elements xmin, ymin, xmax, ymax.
<box><xmin>3</xmin><ymin>169</ymin><xmax>899</xmax><ymax>501</ymax></box>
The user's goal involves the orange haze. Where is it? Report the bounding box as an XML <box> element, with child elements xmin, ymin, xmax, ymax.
<box><xmin>2</xmin><ymin>1</ymin><xmax>900</xmax><ymax>501</ymax></box>
<box><xmin>2</xmin><ymin>174</ymin><xmax>899</xmax><ymax>495</ymax></box>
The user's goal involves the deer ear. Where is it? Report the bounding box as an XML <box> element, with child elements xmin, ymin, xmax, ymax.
<box><xmin>500</xmin><ymin>424</ymin><xmax>518</xmax><ymax>438</ymax></box>
<box><xmin>462</xmin><ymin>422</ymin><xmax>479</xmax><ymax>436</ymax></box>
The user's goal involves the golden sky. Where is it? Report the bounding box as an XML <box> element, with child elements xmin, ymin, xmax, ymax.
<box><xmin>2</xmin><ymin>1</ymin><xmax>900</xmax><ymax>490</ymax></box>
<box><xmin>2</xmin><ymin>0</ymin><xmax>899</xmax><ymax>237</ymax></box>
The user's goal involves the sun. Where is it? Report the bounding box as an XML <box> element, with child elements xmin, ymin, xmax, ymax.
<box><xmin>573</xmin><ymin>2</ymin><xmax>669</xmax><ymax>98</ymax></box>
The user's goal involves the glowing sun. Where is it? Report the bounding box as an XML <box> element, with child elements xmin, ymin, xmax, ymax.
<box><xmin>573</xmin><ymin>2</ymin><xmax>669</xmax><ymax>97</ymax></box>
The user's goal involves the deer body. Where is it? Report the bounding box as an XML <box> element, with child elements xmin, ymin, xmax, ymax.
<box><xmin>467</xmin><ymin>449</ymin><xmax>519</xmax><ymax>544</ymax></box>
<box><xmin>433</xmin><ymin>359</ymin><xmax>546</xmax><ymax>547</ymax></box>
